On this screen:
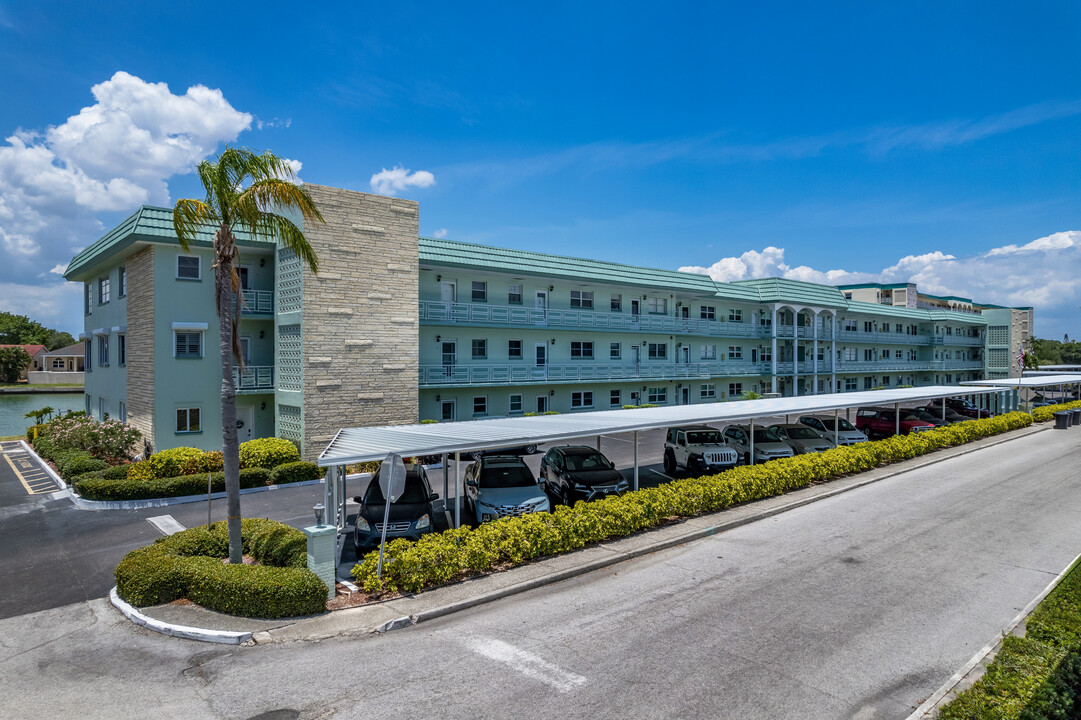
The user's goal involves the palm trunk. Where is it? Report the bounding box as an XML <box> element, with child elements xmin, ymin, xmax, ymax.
<box><xmin>218</xmin><ymin>252</ymin><xmax>243</xmax><ymax>563</ymax></box>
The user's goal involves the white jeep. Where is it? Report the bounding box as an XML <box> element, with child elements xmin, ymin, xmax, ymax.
<box><xmin>663</xmin><ymin>425</ymin><xmax>739</xmax><ymax>475</ymax></box>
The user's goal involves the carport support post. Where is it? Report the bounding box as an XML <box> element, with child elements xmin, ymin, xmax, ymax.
<box><xmin>596</xmin><ymin>435</ymin><xmax>601</xmax><ymax>451</ymax></box>
<box><xmin>633</xmin><ymin>430</ymin><xmax>639</xmax><ymax>491</ymax></box>
<box><xmin>894</xmin><ymin>402</ymin><xmax>900</xmax><ymax>435</ymax></box>
<box><xmin>749</xmin><ymin>418</ymin><xmax>755</xmax><ymax>466</ymax></box>
<box><xmin>833</xmin><ymin>408</ymin><xmax>839</xmax><ymax>446</ymax></box>
<box><xmin>442</xmin><ymin>453</ymin><xmax>448</xmax><ymax>500</ymax></box>
<box><xmin>454</xmin><ymin>451</ymin><xmax>461</xmax><ymax>529</ymax></box>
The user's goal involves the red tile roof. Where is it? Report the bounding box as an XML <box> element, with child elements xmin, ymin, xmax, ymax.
<box><xmin>0</xmin><ymin>344</ymin><xmax>47</xmax><ymax>356</ymax></box>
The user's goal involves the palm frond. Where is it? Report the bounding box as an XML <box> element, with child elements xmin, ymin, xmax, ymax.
<box><xmin>238</xmin><ymin>179</ymin><xmax>325</xmax><ymax>224</ymax></box>
<box><xmin>172</xmin><ymin>199</ymin><xmax>218</xmax><ymax>251</ymax></box>
<box><xmin>253</xmin><ymin>213</ymin><xmax>319</xmax><ymax>273</ymax></box>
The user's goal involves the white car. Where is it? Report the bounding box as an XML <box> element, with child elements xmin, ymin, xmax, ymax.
<box><xmin>721</xmin><ymin>424</ymin><xmax>795</xmax><ymax>464</ymax></box>
<box><xmin>797</xmin><ymin>415</ymin><xmax>868</xmax><ymax>445</ymax></box>
<box><xmin>768</xmin><ymin>424</ymin><xmax>835</xmax><ymax>454</ymax></box>
<box><xmin>663</xmin><ymin>425</ymin><xmax>739</xmax><ymax>475</ymax></box>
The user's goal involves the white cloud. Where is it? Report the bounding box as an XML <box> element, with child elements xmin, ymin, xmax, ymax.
<box><xmin>0</xmin><ymin>71</ymin><xmax>251</xmax><ymax>310</ymax></box>
<box><xmin>680</xmin><ymin>232</ymin><xmax>1081</xmax><ymax>336</ymax></box>
<box><xmin>432</xmin><ymin>228</ymin><xmax>448</xmax><ymax>238</ymax></box>
<box><xmin>370</xmin><ymin>166</ymin><xmax>436</xmax><ymax>196</ymax></box>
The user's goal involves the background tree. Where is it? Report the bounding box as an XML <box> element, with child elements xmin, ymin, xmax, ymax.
<box><xmin>173</xmin><ymin>147</ymin><xmax>322</xmax><ymax>563</ymax></box>
<box><xmin>0</xmin><ymin>312</ymin><xmax>75</xmax><ymax>349</ymax></box>
<box><xmin>0</xmin><ymin>346</ymin><xmax>32</xmax><ymax>383</ymax></box>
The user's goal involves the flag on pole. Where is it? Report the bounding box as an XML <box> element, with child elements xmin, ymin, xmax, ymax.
<box><xmin>1016</xmin><ymin>345</ymin><xmax>1027</xmax><ymax>370</ymax></box>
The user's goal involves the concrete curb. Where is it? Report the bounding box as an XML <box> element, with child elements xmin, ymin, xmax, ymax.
<box><xmin>905</xmin><ymin>550</ymin><xmax>1081</xmax><ymax>720</ymax></box>
<box><xmin>109</xmin><ymin>587</ymin><xmax>252</xmax><ymax>645</ymax></box>
<box><xmin>68</xmin><ymin>478</ymin><xmax>325</xmax><ymax>510</ymax></box>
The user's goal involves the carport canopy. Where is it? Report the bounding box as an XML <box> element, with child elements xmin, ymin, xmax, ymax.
<box><xmin>960</xmin><ymin>374</ymin><xmax>1081</xmax><ymax>387</ymax></box>
<box><xmin>319</xmin><ymin>384</ymin><xmax>1007</xmax><ymax>467</ymax></box>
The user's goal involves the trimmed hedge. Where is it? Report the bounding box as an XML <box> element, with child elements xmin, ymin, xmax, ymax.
<box><xmin>938</xmin><ymin>559</ymin><xmax>1081</xmax><ymax>719</ymax></box>
<box><xmin>1032</xmin><ymin>399</ymin><xmax>1081</xmax><ymax>423</ymax></box>
<box><xmin>74</xmin><ymin>467</ymin><xmax>272</xmax><ymax>501</ymax></box>
<box><xmin>239</xmin><ymin>437</ymin><xmax>300</xmax><ymax>469</ymax></box>
<box><xmin>115</xmin><ymin>518</ymin><xmax>327</xmax><ymax>618</ymax></box>
<box><xmin>268</xmin><ymin>461</ymin><xmax>323</xmax><ymax>485</ymax></box>
<box><xmin>353</xmin><ymin>412</ymin><xmax>1034</xmax><ymax>594</ymax></box>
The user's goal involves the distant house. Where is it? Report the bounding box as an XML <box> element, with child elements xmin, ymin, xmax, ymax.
<box><xmin>0</xmin><ymin>344</ymin><xmax>47</xmax><ymax>380</ymax></box>
<box><xmin>27</xmin><ymin>343</ymin><xmax>85</xmax><ymax>385</ymax></box>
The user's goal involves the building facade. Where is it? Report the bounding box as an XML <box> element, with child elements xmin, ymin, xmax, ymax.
<box><xmin>67</xmin><ymin>186</ymin><xmax>1001</xmax><ymax>459</ymax></box>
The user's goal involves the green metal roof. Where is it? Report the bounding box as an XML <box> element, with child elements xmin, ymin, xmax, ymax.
<box><xmin>64</xmin><ymin>205</ymin><xmax>270</xmax><ymax>281</ymax></box>
<box><xmin>836</xmin><ymin>282</ymin><xmax>912</xmax><ymax>290</ymax></box>
<box><xmin>419</xmin><ymin>237</ymin><xmax>721</xmax><ymax>295</ymax></box>
<box><xmin>843</xmin><ymin>300</ymin><xmax>986</xmax><ymax>324</ymax></box>
<box><xmin>722</xmin><ymin>277</ymin><xmax>850</xmax><ymax>308</ymax></box>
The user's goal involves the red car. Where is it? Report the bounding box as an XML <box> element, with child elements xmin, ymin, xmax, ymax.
<box><xmin>855</xmin><ymin>408</ymin><xmax>936</xmax><ymax>438</ymax></box>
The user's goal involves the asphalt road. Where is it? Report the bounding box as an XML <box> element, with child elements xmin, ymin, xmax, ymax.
<box><xmin>1</xmin><ymin>426</ymin><xmax>1079</xmax><ymax>719</ymax></box>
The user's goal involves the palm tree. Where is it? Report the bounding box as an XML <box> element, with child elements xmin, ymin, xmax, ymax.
<box><xmin>173</xmin><ymin>147</ymin><xmax>323</xmax><ymax>563</ymax></box>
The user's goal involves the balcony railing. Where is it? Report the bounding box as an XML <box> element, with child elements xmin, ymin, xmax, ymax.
<box><xmin>419</xmin><ymin>300</ymin><xmax>771</xmax><ymax>338</ymax></box>
<box><xmin>233</xmin><ymin>365</ymin><xmax>274</xmax><ymax>390</ymax></box>
<box><xmin>837</xmin><ymin>330</ymin><xmax>932</xmax><ymax>345</ymax></box>
<box><xmin>931</xmin><ymin>335</ymin><xmax>983</xmax><ymax>346</ymax></box>
<box><xmin>419</xmin><ymin>361</ymin><xmax>773</xmax><ymax>387</ymax></box>
<box><xmin>835</xmin><ymin>360</ymin><xmax>936</xmax><ymax>373</ymax></box>
<box><xmin>241</xmin><ymin>289</ymin><xmax>274</xmax><ymax>314</ymax></box>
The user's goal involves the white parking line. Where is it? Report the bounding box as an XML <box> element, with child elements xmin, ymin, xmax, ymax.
<box><xmin>649</xmin><ymin>469</ymin><xmax>674</xmax><ymax>481</ymax></box>
<box><xmin>147</xmin><ymin>515</ymin><xmax>186</xmax><ymax>536</ymax></box>
<box><xmin>466</xmin><ymin>637</ymin><xmax>587</xmax><ymax>693</ymax></box>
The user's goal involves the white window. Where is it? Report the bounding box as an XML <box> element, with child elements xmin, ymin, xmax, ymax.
<box><xmin>84</xmin><ymin>340</ymin><xmax>92</xmax><ymax>371</ymax></box>
<box><xmin>51</xmin><ymin>358</ymin><xmax>65</xmax><ymax>369</ymax></box>
<box><xmin>647</xmin><ymin>297</ymin><xmax>667</xmax><ymax>314</ymax></box>
<box><xmin>701</xmin><ymin>384</ymin><xmax>716</xmax><ymax>399</ymax></box>
<box><xmin>727</xmin><ymin>346</ymin><xmax>743</xmax><ymax>360</ymax></box>
<box><xmin>473</xmin><ymin>396</ymin><xmax>487</xmax><ymax>415</ymax></box>
<box><xmin>844</xmin><ymin>292</ymin><xmax>853</xmax><ymax>299</ymax></box>
<box><xmin>98</xmin><ymin>276</ymin><xmax>110</xmax><ymax>304</ymax></box>
<box><xmin>571</xmin><ymin>391</ymin><xmax>594</xmax><ymax>408</ymax></box>
<box><xmin>472</xmin><ymin>339</ymin><xmax>487</xmax><ymax>359</ymax></box>
<box><xmin>864</xmin><ymin>377</ymin><xmax>874</xmax><ymax>389</ymax></box>
<box><xmin>118</xmin><ymin>267</ymin><xmax>126</xmax><ymax>297</ymax></box>
<box><xmin>97</xmin><ymin>335</ymin><xmax>109</xmax><ymax>366</ymax></box>
<box><xmin>844</xmin><ymin>319</ymin><xmax>857</xmax><ymax>332</ymax></box>
<box><xmin>728</xmin><ymin>309</ymin><xmax>742</xmax><ymax>323</ymax></box>
<box><xmin>174</xmin><ymin>331</ymin><xmax>203</xmax><ymax>359</ymax></box>
<box><xmin>845</xmin><ymin>378</ymin><xmax>858</xmax><ymax>391</ymax></box>
<box><xmin>176</xmin><ymin>407</ymin><xmax>201</xmax><ymax>433</ymax></box>
<box><xmin>894</xmin><ymin>350</ymin><xmax>902</xmax><ymax>359</ymax></box>
<box><xmin>882</xmin><ymin>376</ymin><xmax>891</xmax><ymax>386</ymax></box>
<box><xmin>864</xmin><ymin>321</ymin><xmax>874</xmax><ymax>332</ymax></box>
<box><xmin>471</xmin><ymin>281</ymin><xmax>487</xmax><ymax>302</ymax></box>
<box><xmin>844</xmin><ymin>347</ymin><xmax>857</xmax><ymax>362</ymax></box>
<box><xmin>508</xmin><ymin>284</ymin><xmax>522</xmax><ymax>304</ymax></box>
<box><xmin>571</xmin><ymin>341</ymin><xmax>594</xmax><ymax>359</ymax></box>
<box><xmin>570</xmin><ymin>290</ymin><xmax>593</xmax><ymax>309</ymax></box>
<box><xmin>119</xmin><ymin>401</ymin><xmax>126</xmax><ymax>422</ymax></box>
<box><xmin>509</xmin><ymin>394</ymin><xmax>523</xmax><ymax>414</ymax></box>
<box><xmin>610</xmin><ymin>389</ymin><xmax>621</xmax><ymax>406</ymax></box>
<box><xmin>99</xmin><ymin>397</ymin><xmax>107</xmax><ymax>420</ymax></box>
<box><xmin>647</xmin><ymin>387</ymin><xmax>667</xmax><ymax>404</ymax></box>
<box><xmin>611</xmin><ymin>294</ymin><xmax>622</xmax><ymax>311</ymax></box>
<box><xmin>864</xmin><ymin>349</ymin><xmax>874</xmax><ymax>361</ymax></box>
<box><xmin>728</xmin><ymin>383</ymin><xmax>742</xmax><ymax>397</ymax></box>
<box><xmin>177</xmin><ymin>255</ymin><xmax>201</xmax><ymax>280</ymax></box>
<box><xmin>701</xmin><ymin>345</ymin><xmax>716</xmax><ymax>360</ymax></box>
<box><xmin>700</xmin><ymin>306</ymin><xmax>716</xmax><ymax>320</ymax></box>
<box><xmin>647</xmin><ymin>343</ymin><xmax>667</xmax><ymax>360</ymax></box>
<box><xmin>118</xmin><ymin>334</ymin><xmax>126</xmax><ymax>365</ymax></box>
<box><xmin>880</xmin><ymin>347</ymin><xmax>890</xmax><ymax>360</ymax></box>
<box><xmin>85</xmin><ymin>284</ymin><xmax>93</xmax><ymax>315</ymax></box>
<box><xmin>508</xmin><ymin>340</ymin><xmax>523</xmax><ymax>359</ymax></box>
<box><xmin>610</xmin><ymin>342</ymin><xmax>621</xmax><ymax>359</ymax></box>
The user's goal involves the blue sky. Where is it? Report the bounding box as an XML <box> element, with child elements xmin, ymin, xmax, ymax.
<box><xmin>1</xmin><ymin>1</ymin><xmax>1080</xmax><ymax>338</ymax></box>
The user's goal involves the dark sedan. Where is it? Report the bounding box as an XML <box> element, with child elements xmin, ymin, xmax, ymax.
<box><xmin>540</xmin><ymin>446</ymin><xmax>629</xmax><ymax>505</ymax></box>
<box><xmin>352</xmin><ymin>463</ymin><xmax>445</xmax><ymax>558</ymax></box>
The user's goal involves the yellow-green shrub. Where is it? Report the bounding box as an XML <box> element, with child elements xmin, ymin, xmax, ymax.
<box><xmin>1032</xmin><ymin>400</ymin><xmax>1081</xmax><ymax>423</ymax></box>
<box><xmin>239</xmin><ymin>437</ymin><xmax>300</xmax><ymax>469</ymax></box>
<box><xmin>353</xmin><ymin>411</ymin><xmax>1034</xmax><ymax>594</ymax></box>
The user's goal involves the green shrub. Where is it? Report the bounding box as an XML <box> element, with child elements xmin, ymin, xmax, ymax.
<box><xmin>269</xmin><ymin>461</ymin><xmax>322</xmax><ymax>485</ymax></box>
<box><xmin>420</xmin><ymin>419</ymin><xmax>439</xmax><ymax>424</ymax></box>
<box><xmin>239</xmin><ymin>437</ymin><xmax>300</xmax><ymax>469</ymax></box>
<box><xmin>74</xmin><ymin>466</ymin><xmax>274</xmax><ymax>501</ymax></box>
<box><xmin>1032</xmin><ymin>400</ymin><xmax>1081</xmax><ymax>423</ymax></box>
<box><xmin>147</xmin><ymin>447</ymin><xmax>206</xmax><ymax>478</ymax></box>
<box><xmin>60</xmin><ymin>454</ymin><xmax>108</xmax><ymax>478</ymax></box>
<box><xmin>114</xmin><ymin>519</ymin><xmax>326</xmax><ymax>618</ymax></box>
<box><xmin>26</xmin><ymin>423</ymin><xmax>47</xmax><ymax>441</ymax></box>
<box><xmin>353</xmin><ymin>411</ymin><xmax>1034</xmax><ymax>594</ymax></box>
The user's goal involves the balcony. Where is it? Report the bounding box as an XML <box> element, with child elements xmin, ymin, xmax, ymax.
<box><xmin>241</xmin><ymin>289</ymin><xmax>274</xmax><ymax>314</ymax></box>
<box><xmin>419</xmin><ymin>361</ymin><xmax>773</xmax><ymax>387</ymax></box>
<box><xmin>935</xmin><ymin>359</ymin><xmax>985</xmax><ymax>371</ymax></box>
<box><xmin>838</xmin><ymin>330</ymin><xmax>932</xmax><ymax>345</ymax></box>
<box><xmin>933</xmin><ymin>335</ymin><xmax>983</xmax><ymax>346</ymax></box>
<box><xmin>835</xmin><ymin>360</ymin><xmax>935</xmax><ymax>373</ymax></box>
<box><xmin>233</xmin><ymin>365</ymin><xmax>274</xmax><ymax>391</ymax></box>
<box><xmin>419</xmin><ymin>300</ymin><xmax>771</xmax><ymax>338</ymax></box>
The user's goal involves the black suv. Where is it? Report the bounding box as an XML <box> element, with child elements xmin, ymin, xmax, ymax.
<box><xmin>540</xmin><ymin>446</ymin><xmax>628</xmax><ymax>505</ymax></box>
<box><xmin>352</xmin><ymin>463</ymin><xmax>446</xmax><ymax>558</ymax></box>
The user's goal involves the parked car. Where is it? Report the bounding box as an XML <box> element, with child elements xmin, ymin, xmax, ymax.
<box><xmin>855</xmin><ymin>408</ymin><xmax>936</xmax><ymax>437</ymax></box>
<box><xmin>352</xmin><ymin>463</ymin><xmax>445</xmax><ymax>558</ymax></box>
<box><xmin>925</xmin><ymin>397</ymin><xmax>991</xmax><ymax>419</ymax></box>
<box><xmin>907</xmin><ymin>408</ymin><xmax>951</xmax><ymax>427</ymax></box>
<box><xmin>464</xmin><ymin>455</ymin><xmax>550</xmax><ymax>524</ymax></box>
<box><xmin>916</xmin><ymin>405</ymin><xmax>970</xmax><ymax>423</ymax></box>
<box><xmin>768</xmin><ymin>424</ymin><xmax>836</xmax><ymax>454</ymax></box>
<box><xmin>797</xmin><ymin>415</ymin><xmax>868</xmax><ymax>445</ymax></box>
<box><xmin>663</xmin><ymin>425</ymin><xmax>739</xmax><ymax>475</ymax></box>
<box><xmin>720</xmin><ymin>424</ymin><xmax>795</xmax><ymax>464</ymax></box>
<box><xmin>540</xmin><ymin>446</ymin><xmax>629</xmax><ymax>505</ymax></box>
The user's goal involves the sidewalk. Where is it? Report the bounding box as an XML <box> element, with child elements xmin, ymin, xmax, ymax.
<box><xmin>130</xmin><ymin>422</ymin><xmax>1051</xmax><ymax>645</ymax></box>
